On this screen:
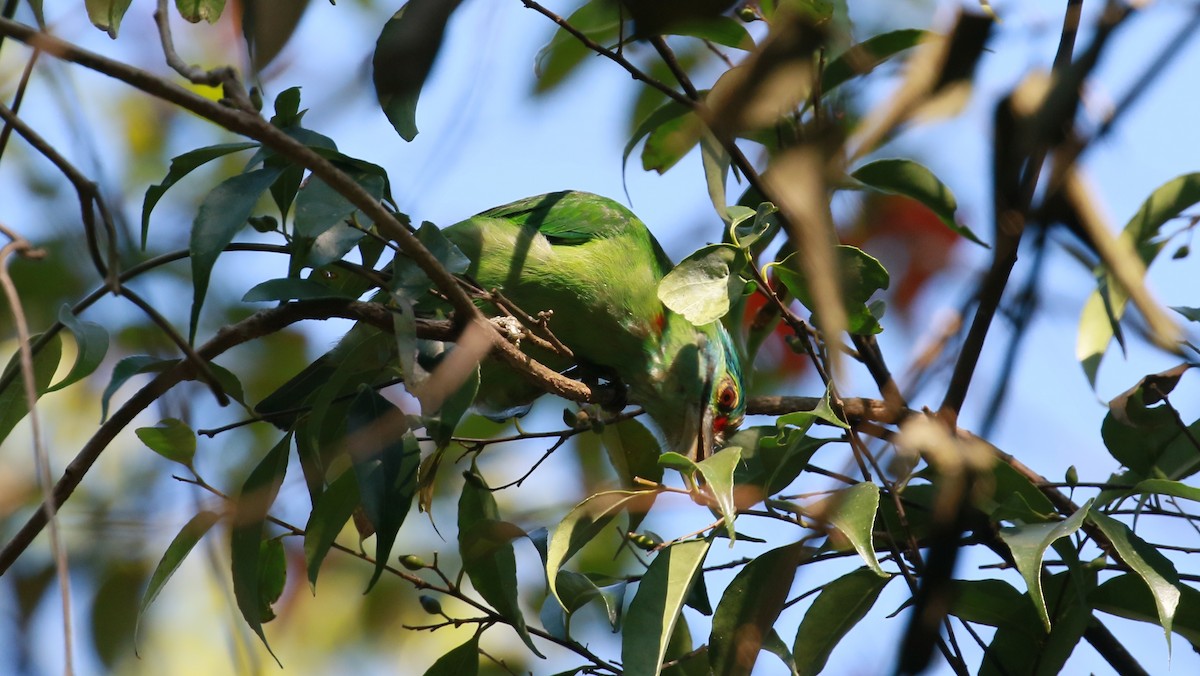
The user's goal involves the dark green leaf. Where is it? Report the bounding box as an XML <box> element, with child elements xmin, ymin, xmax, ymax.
<box><xmin>135</xmin><ymin>418</ymin><xmax>196</xmax><ymax>467</ymax></box>
<box><xmin>709</xmin><ymin>543</ymin><xmax>811</xmax><ymax>675</ymax></box>
<box><xmin>101</xmin><ymin>356</ymin><xmax>176</xmax><ymax>421</ymax></box>
<box><xmin>293</xmin><ymin>169</ymin><xmax>385</xmax><ymax>239</ymax></box>
<box><xmin>622</xmin><ymin>539</ymin><xmax>711</xmax><ymax>676</ymax></box>
<box><xmin>533</xmin><ymin>0</ymin><xmax>621</xmax><ymax>93</ymax></box>
<box><xmin>141</xmin><ymin>142</ymin><xmax>257</xmax><ymax>248</ymax></box>
<box><xmin>1093</xmin><ymin>574</ymin><xmax>1200</xmax><ymax>651</ymax></box>
<box><xmin>793</xmin><ymin>567</ymin><xmax>892</xmax><ymax>676</ymax></box>
<box><xmin>981</xmin><ymin>570</ymin><xmax>1093</xmax><ymax>676</ymax></box>
<box><xmin>775</xmin><ymin>246</ymin><xmax>890</xmax><ymax>335</ymax></box>
<box><xmin>303</xmin><ymin>468</ymin><xmax>360</xmax><ymax>589</ymax></box>
<box><xmin>852</xmin><ymin>159</ymin><xmax>984</xmax><ymax>246</ymax></box>
<box><xmin>135</xmin><ymin>510</ymin><xmax>221</xmax><ymax>647</ymax></box>
<box><xmin>242</xmin><ymin>277</ymin><xmax>359</xmax><ymax>303</ymax></box>
<box><xmin>624</xmin><ymin>99</ymin><xmax>693</xmax><ymax>176</ymax></box>
<box><xmin>547</xmin><ymin>490</ymin><xmax>657</xmax><ymax>610</ymax></box>
<box><xmin>175</xmin><ymin>0</ymin><xmax>225</xmax><ymax>23</ymax></box>
<box><xmin>230</xmin><ymin>433</ymin><xmax>291</xmax><ymax>661</ymax></box>
<box><xmin>48</xmin><ymin>305</ymin><xmax>108</xmax><ymax>393</ymax></box>
<box><xmin>373</xmin><ymin>0</ymin><xmax>464</xmax><ymax>141</ymax></box>
<box><xmin>190</xmin><ymin>166</ymin><xmax>285</xmax><ymax>342</ymax></box>
<box><xmin>347</xmin><ymin>388</ymin><xmax>420</xmax><ymax>591</ymax></box>
<box><xmin>1171</xmin><ymin>306</ymin><xmax>1200</xmax><ymax>323</ymax></box>
<box><xmin>602</xmin><ymin>419</ymin><xmax>663</xmax><ymax>533</ymax></box>
<box><xmin>428</xmin><ymin>366</ymin><xmax>479</xmax><ymax>449</ymax></box>
<box><xmin>256</xmin><ymin>538</ymin><xmax>287</xmax><ymax>623</ymax></box>
<box><xmin>947</xmin><ymin>579</ymin><xmax>1038</xmax><ymax>636</ymax></box>
<box><xmin>0</xmin><ymin>333</ymin><xmax>62</xmax><ymax>445</ymax></box>
<box><xmin>423</xmin><ymin>634</ymin><xmax>479</xmax><ymax>676</ymax></box>
<box><xmin>643</xmin><ymin>112</ymin><xmax>705</xmax><ymax>174</ymax></box>
<box><xmin>821</xmin><ymin>29</ymin><xmax>927</xmax><ymax>94</ymax></box>
<box><xmin>458</xmin><ymin>473</ymin><xmax>541</xmax><ymax>656</ymax></box>
<box><xmin>668</xmin><ymin>17</ymin><xmax>754</xmax><ymax>49</ymax></box>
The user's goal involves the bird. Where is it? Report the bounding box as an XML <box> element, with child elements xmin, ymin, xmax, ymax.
<box><xmin>256</xmin><ymin>190</ymin><xmax>744</xmax><ymax>458</ymax></box>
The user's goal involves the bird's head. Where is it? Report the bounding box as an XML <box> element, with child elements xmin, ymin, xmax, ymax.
<box><xmin>638</xmin><ymin>317</ymin><xmax>745</xmax><ymax>460</ymax></box>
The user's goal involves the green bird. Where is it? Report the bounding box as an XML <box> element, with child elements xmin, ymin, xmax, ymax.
<box><xmin>257</xmin><ymin>191</ymin><xmax>744</xmax><ymax>458</ymax></box>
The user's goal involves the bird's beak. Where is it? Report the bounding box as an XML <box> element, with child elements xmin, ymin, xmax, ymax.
<box><xmin>697</xmin><ymin>375</ymin><xmax>715</xmax><ymax>461</ymax></box>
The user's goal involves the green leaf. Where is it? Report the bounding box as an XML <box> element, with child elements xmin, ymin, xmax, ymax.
<box><xmin>821</xmin><ymin>29</ymin><xmax>927</xmax><ymax>94</ymax></box>
<box><xmin>696</xmin><ymin>447</ymin><xmax>743</xmax><ymax>541</ymax></box>
<box><xmin>1088</xmin><ymin>510</ymin><xmax>1181</xmax><ymax>647</ymax></box>
<box><xmin>0</xmin><ymin>333</ymin><xmax>62</xmax><ymax>445</ymax></box>
<box><xmin>709</xmin><ymin>543</ymin><xmax>811</xmax><ymax>675</ymax></box>
<box><xmin>1171</xmin><ymin>306</ymin><xmax>1200</xmax><ymax>323</ymax></box>
<box><xmin>547</xmin><ymin>490</ymin><xmax>657</xmax><ymax>610</ymax></box>
<box><xmin>428</xmin><ymin>366</ymin><xmax>479</xmax><ymax>449</ymax></box>
<box><xmin>190</xmin><ymin>166</ymin><xmax>285</xmax><ymax>342</ymax></box>
<box><xmin>1131</xmin><ymin>478</ymin><xmax>1200</xmax><ymax>503</ymax></box>
<box><xmin>658</xmin><ymin>244</ymin><xmax>743</xmax><ymax>325</ymax></box>
<box><xmin>701</xmin><ymin>131</ymin><xmax>732</xmax><ymax>221</ymax></box>
<box><xmin>423</xmin><ymin>634</ymin><xmax>480</xmax><ymax>676</ymax></box>
<box><xmin>981</xmin><ymin>569</ymin><xmax>1094</xmax><ymax>676</ymax></box>
<box><xmin>793</xmin><ymin>567</ymin><xmax>892</xmax><ymax>676</ymax></box>
<box><xmin>347</xmin><ymin>388</ymin><xmax>420</xmax><ymax>591</ymax></box>
<box><xmin>625</xmin><ymin>99</ymin><xmax>693</xmax><ymax>176</ymax></box>
<box><xmin>303</xmin><ymin>468</ymin><xmax>360</xmax><ymax>589</ymax></box>
<box><xmin>135</xmin><ymin>510</ymin><xmax>221</xmax><ymax>647</ymax></box>
<box><xmin>256</xmin><ymin>538</ymin><xmax>287</xmax><ymax>623</ymax></box>
<box><xmin>668</xmin><ymin>16</ymin><xmax>754</xmax><ymax>49</ymax></box>
<box><xmin>533</xmin><ymin>0</ymin><xmax>621</xmax><ymax>93</ymax></box>
<box><xmin>85</xmin><ymin>0</ymin><xmax>133</xmax><ymax>37</ymax></box>
<box><xmin>100</xmin><ymin>356</ymin><xmax>176</xmax><ymax>421</ymax></box>
<box><xmin>851</xmin><ymin>159</ymin><xmax>984</xmax><ymax>246</ymax></box>
<box><xmin>729</xmin><ymin>202</ymin><xmax>780</xmax><ymax>251</ymax></box>
<box><xmin>47</xmin><ymin>305</ymin><xmax>109</xmax><ymax>393</ymax></box>
<box><xmin>293</xmin><ymin>168</ymin><xmax>385</xmax><ymax>239</ymax></box>
<box><xmin>774</xmin><ymin>246</ymin><xmax>890</xmax><ymax>335</ymax></box>
<box><xmin>373</xmin><ymin>1</ymin><xmax>464</xmax><ymax>141</ymax></box>
<box><xmin>175</xmin><ymin>0</ymin><xmax>225</xmax><ymax>23</ymax></box>
<box><xmin>643</xmin><ymin>112</ymin><xmax>705</xmax><ymax>175</ymax></box>
<box><xmin>622</xmin><ymin>539</ymin><xmax>711</xmax><ymax>676</ymax></box>
<box><xmin>997</xmin><ymin>500</ymin><xmax>1091</xmax><ymax>631</ymax></box>
<box><xmin>1092</xmin><ymin>574</ymin><xmax>1200</xmax><ymax>651</ymax></box>
<box><xmin>602</xmin><ymin>419</ymin><xmax>664</xmax><ymax>532</ymax></box>
<box><xmin>825</xmin><ymin>482</ymin><xmax>888</xmax><ymax>576</ymax></box>
<box><xmin>458</xmin><ymin>473</ymin><xmax>541</xmax><ymax>656</ymax></box>
<box><xmin>230</xmin><ymin>433</ymin><xmax>291</xmax><ymax>662</ymax></box>
<box><xmin>242</xmin><ymin>277</ymin><xmax>360</xmax><ymax>303</ymax></box>
<box><xmin>135</xmin><ymin>418</ymin><xmax>196</xmax><ymax>467</ymax></box>
<box><xmin>946</xmin><ymin>579</ymin><xmax>1039</xmax><ymax>637</ymax></box>
<box><xmin>141</xmin><ymin>142</ymin><xmax>257</xmax><ymax>248</ymax></box>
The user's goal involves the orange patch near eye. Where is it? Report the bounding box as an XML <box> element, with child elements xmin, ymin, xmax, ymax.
<box><xmin>654</xmin><ymin>313</ymin><xmax>665</xmax><ymax>334</ymax></box>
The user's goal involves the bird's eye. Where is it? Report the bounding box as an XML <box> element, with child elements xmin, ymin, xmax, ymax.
<box><xmin>717</xmin><ymin>383</ymin><xmax>737</xmax><ymax>411</ymax></box>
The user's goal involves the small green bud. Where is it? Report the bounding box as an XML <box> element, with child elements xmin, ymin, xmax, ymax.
<box><xmin>418</xmin><ymin>595</ymin><xmax>443</xmax><ymax>615</ymax></box>
<box><xmin>1064</xmin><ymin>465</ymin><xmax>1078</xmax><ymax>487</ymax></box>
<box><xmin>248</xmin><ymin>215</ymin><xmax>278</xmax><ymax>233</ymax></box>
<box><xmin>1173</xmin><ymin>244</ymin><xmax>1190</xmax><ymax>259</ymax></box>
<box><xmin>399</xmin><ymin>554</ymin><xmax>427</xmax><ymax>570</ymax></box>
<box><xmin>737</xmin><ymin>6</ymin><xmax>759</xmax><ymax>22</ymax></box>
<box><xmin>627</xmin><ymin>531</ymin><xmax>664</xmax><ymax>551</ymax></box>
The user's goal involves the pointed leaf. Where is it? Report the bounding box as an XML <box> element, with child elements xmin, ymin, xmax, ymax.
<box><xmin>821</xmin><ymin>29</ymin><xmax>927</xmax><ymax>94</ymax></box>
<box><xmin>135</xmin><ymin>510</ymin><xmax>221</xmax><ymax>646</ymax></box>
<box><xmin>533</xmin><ymin>0</ymin><xmax>620</xmax><ymax>93</ymax></box>
<box><xmin>1092</xmin><ymin>574</ymin><xmax>1200</xmax><ymax>651</ymax></box>
<box><xmin>190</xmin><ymin>166</ymin><xmax>285</xmax><ymax>341</ymax></box>
<box><xmin>547</xmin><ymin>490</ymin><xmax>657</xmax><ymax>610</ymax></box>
<box><xmin>709</xmin><ymin>543</ymin><xmax>811</xmax><ymax>675</ymax></box>
<box><xmin>100</xmin><ymin>355</ymin><xmax>176</xmax><ymax>421</ymax></box>
<box><xmin>347</xmin><ymin>388</ymin><xmax>420</xmax><ymax>591</ymax></box>
<box><xmin>625</xmin><ymin>99</ymin><xmax>692</xmax><ymax>175</ymax></box>
<box><xmin>773</xmin><ymin>246</ymin><xmax>890</xmax><ymax>335</ymax></box>
<box><xmin>48</xmin><ymin>305</ymin><xmax>108</xmax><ymax>392</ymax></box>
<box><xmin>980</xmin><ymin>569</ymin><xmax>1093</xmax><ymax>676</ymax></box>
<box><xmin>85</xmin><ymin>0</ymin><xmax>133</xmax><ymax>37</ymax></box>
<box><xmin>997</xmin><ymin>500</ymin><xmax>1091</xmax><ymax>632</ymax></box>
<box><xmin>175</xmin><ymin>0</ymin><xmax>225</xmax><ymax>23</ymax></box>
<box><xmin>135</xmin><ymin>418</ymin><xmax>196</xmax><ymax>467</ymax></box>
<box><xmin>946</xmin><ymin>579</ymin><xmax>1038</xmax><ymax>636</ymax></box>
<box><xmin>622</xmin><ymin>539</ymin><xmax>711</xmax><ymax>676</ymax></box>
<box><xmin>423</xmin><ymin>634</ymin><xmax>480</xmax><ymax>676</ymax></box>
<box><xmin>141</xmin><ymin>142</ymin><xmax>257</xmax><ymax>248</ymax></box>
<box><xmin>293</xmin><ymin>168</ymin><xmax>385</xmax><ymax>239</ymax></box>
<box><xmin>851</xmin><ymin>159</ymin><xmax>984</xmax><ymax>246</ymax></box>
<box><xmin>658</xmin><ymin>244</ymin><xmax>742</xmax><ymax>325</ymax></box>
<box><xmin>793</xmin><ymin>567</ymin><xmax>892</xmax><ymax>676</ymax></box>
<box><xmin>458</xmin><ymin>473</ymin><xmax>541</xmax><ymax>656</ymax></box>
<box><xmin>373</xmin><ymin>1</ymin><xmax>464</xmax><ymax>141</ymax></box>
<box><xmin>1088</xmin><ymin>510</ymin><xmax>1180</xmax><ymax>647</ymax></box>
<box><xmin>0</xmin><ymin>333</ymin><xmax>62</xmax><ymax>445</ymax></box>
<box><xmin>825</xmin><ymin>482</ymin><xmax>887</xmax><ymax>576</ymax></box>
<box><xmin>1131</xmin><ymin>478</ymin><xmax>1200</xmax><ymax>503</ymax></box>
<box><xmin>303</xmin><ymin>468</ymin><xmax>360</xmax><ymax>589</ymax></box>
<box><xmin>230</xmin><ymin>433</ymin><xmax>291</xmax><ymax>661</ymax></box>
<box><xmin>700</xmin><ymin>131</ymin><xmax>732</xmax><ymax>221</ymax></box>
<box><xmin>696</xmin><ymin>447</ymin><xmax>743</xmax><ymax>541</ymax></box>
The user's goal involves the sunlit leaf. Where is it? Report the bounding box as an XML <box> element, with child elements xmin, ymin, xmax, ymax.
<box><xmin>997</xmin><ymin>500</ymin><xmax>1091</xmax><ymax>631</ymax></box>
<box><xmin>774</xmin><ymin>246</ymin><xmax>889</xmax><ymax>335</ymax></box>
<box><xmin>658</xmin><ymin>244</ymin><xmax>742</xmax><ymax>325</ymax></box>
<box><xmin>696</xmin><ymin>447</ymin><xmax>743</xmax><ymax>541</ymax></box>
<box><xmin>793</xmin><ymin>567</ymin><xmax>892</xmax><ymax>676</ymax></box>
<box><xmin>547</xmin><ymin>490</ymin><xmax>656</xmax><ymax>610</ymax></box>
<box><xmin>423</xmin><ymin>634</ymin><xmax>480</xmax><ymax>675</ymax></box>
<box><xmin>622</xmin><ymin>539</ymin><xmax>711</xmax><ymax>676</ymax></box>
<box><xmin>825</xmin><ymin>482</ymin><xmax>888</xmax><ymax>576</ymax></box>
<box><xmin>709</xmin><ymin>542</ymin><xmax>811</xmax><ymax>675</ymax></box>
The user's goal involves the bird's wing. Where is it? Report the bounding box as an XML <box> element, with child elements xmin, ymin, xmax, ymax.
<box><xmin>477</xmin><ymin>191</ymin><xmax>636</xmax><ymax>245</ymax></box>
